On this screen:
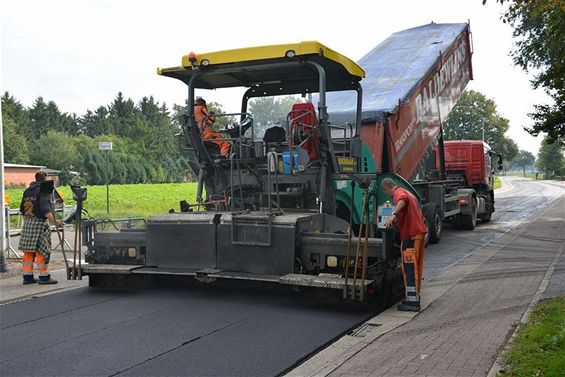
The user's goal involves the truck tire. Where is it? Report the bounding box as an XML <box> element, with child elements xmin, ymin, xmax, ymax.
<box><xmin>456</xmin><ymin>198</ymin><xmax>477</xmax><ymax>230</ymax></box>
<box><xmin>480</xmin><ymin>210</ymin><xmax>492</xmax><ymax>223</ymax></box>
<box><xmin>423</xmin><ymin>203</ymin><xmax>442</xmax><ymax>244</ymax></box>
<box><xmin>480</xmin><ymin>192</ymin><xmax>494</xmax><ymax>223</ymax></box>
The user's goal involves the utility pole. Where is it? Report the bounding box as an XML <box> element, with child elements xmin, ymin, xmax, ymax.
<box><xmin>1</xmin><ymin>100</ymin><xmax>8</xmax><ymax>271</ymax></box>
<box><xmin>98</xmin><ymin>142</ymin><xmax>112</xmax><ymax>214</ymax></box>
<box><xmin>105</xmin><ymin>149</ymin><xmax>109</xmax><ymax>214</ymax></box>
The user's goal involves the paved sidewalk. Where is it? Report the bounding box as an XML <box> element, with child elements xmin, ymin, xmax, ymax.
<box><xmin>0</xmin><ymin>267</ymin><xmax>89</xmax><ymax>305</ymax></box>
<box><xmin>290</xmin><ymin>196</ymin><xmax>564</xmax><ymax>377</ymax></box>
<box><xmin>1</xmin><ymin>225</ymin><xmax>89</xmax><ymax>305</ymax></box>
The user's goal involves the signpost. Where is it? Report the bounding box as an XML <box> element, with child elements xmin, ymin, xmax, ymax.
<box><xmin>98</xmin><ymin>142</ymin><xmax>113</xmax><ymax>214</ymax></box>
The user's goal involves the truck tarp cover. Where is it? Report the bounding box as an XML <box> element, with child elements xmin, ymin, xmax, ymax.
<box><xmin>328</xmin><ymin>23</ymin><xmax>472</xmax><ymax>179</ymax></box>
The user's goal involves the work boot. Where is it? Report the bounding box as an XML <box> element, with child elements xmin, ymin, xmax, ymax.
<box><xmin>38</xmin><ymin>278</ymin><xmax>58</xmax><ymax>285</ymax></box>
<box><xmin>23</xmin><ymin>278</ymin><xmax>39</xmax><ymax>285</ymax></box>
<box><xmin>397</xmin><ymin>301</ymin><xmax>421</xmax><ymax>312</ymax></box>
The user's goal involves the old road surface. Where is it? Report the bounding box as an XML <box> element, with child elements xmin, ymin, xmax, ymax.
<box><xmin>1</xmin><ymin>176</ymin><xmax>563</xmax><ymax>377</ymax></box>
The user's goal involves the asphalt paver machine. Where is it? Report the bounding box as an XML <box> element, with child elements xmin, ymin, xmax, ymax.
<box><xmin>80</xmin><ymin>41</ymin><xmax>405</xmax><ymax>303</ymax></box>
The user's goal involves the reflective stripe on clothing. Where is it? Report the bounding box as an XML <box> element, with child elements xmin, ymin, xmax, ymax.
<box><xmin>22</xmin><ymin>252</ymin><xmax>35</xmax><ymax>276</ymax></box>
<box><xmin>400</xmin><ymin>233</ymin><xmax>426</xmax><ymax>304</ymax></box>
<box><xmin>35</xmin><ymin>253</ymin><xmax>50</xmax><ymax>279</ymax></box>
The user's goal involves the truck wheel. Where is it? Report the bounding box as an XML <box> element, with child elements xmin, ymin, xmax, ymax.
<box><xmin>457</xmin><ymin>198</ymin><xmax>477</xmax><ymax>230</ymax></box>
<box><xmin>423</xmin><ymin>203</ymin><xmax>442</xmax><ymax>244</ymax></box>
<box><xmin>480</xmin><ymin>210</ymin><xmax>492</xmax><ymax>223</ymax></box>
<box><xmin>479</xmin><ymin>191</ymin><xmax>494</xmax><ymax>223</ymax></box>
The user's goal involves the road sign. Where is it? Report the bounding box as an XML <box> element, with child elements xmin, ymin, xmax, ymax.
<box><xmin>98</xmin><ymin>142</ymin><xmax>113</xmax><ymax>151</ymax></box>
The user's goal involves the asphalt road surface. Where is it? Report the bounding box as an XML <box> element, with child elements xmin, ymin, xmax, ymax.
<box><xmin>424</xmin><ymin>176</ymin><xmax>564</xmax><ymax>281</ymax></box>
<box><xmin>1</xmin><ymin>177</ymin><xmax>562</xmax><ymax>377</ymax></box>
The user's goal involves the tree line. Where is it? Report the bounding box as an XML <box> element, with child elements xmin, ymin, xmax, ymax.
<box><xmin>2</xmin><ymin>92</ymin><xmax>193</xmax><ymax>186</ymax></box>
<box><xmin>4</xmin><ymin>88</ymin><xmax>562</xmax><ymax>187</ymax></box>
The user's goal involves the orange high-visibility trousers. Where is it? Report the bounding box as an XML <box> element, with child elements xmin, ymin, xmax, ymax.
<box><xmin>201</xmin><ymin>127</ymin><xmax>231</xmax><ymax>157</ymax></box>
<box><xmin>400</xmin><ymin>233</ymin><xmax>426</xmax><ymax>304</ymax></box>
<box><xmin>22</xmin><ymin>251</ymin><xmax>50</xmax><ymax>282</ymax></box>
<box><xmin>22</xmin><ymin>252</ymin><xmax>35</xmax><ymax>282</ymax></box>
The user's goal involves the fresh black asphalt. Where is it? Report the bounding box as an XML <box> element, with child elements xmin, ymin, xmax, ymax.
<box><xmin>1</xmin><ymin>285</ymin><xmax>374</xmax><ymax>377</ymax></box>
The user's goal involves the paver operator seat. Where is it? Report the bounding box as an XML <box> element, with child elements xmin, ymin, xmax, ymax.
<box><xmin>289</xmin><ymin>102</ymin><xmax>319</xmax><ymax>160</ymax></box>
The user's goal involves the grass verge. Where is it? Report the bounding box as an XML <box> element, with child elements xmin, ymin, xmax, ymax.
<box><xmin>499</xmin><ymin>297</ymin><xmax>565</xmax><ymax>377</ymax></box>
<box><xmin>6</xmin><ymin>182</ymin><xmax>199</xmax><ymax>220</ymax></box>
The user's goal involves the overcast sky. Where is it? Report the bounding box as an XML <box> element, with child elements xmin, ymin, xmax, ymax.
<box><xmin>1</xmin><ymin>0</ymin><xmax>550</xmax><ymax>154</ymax></box>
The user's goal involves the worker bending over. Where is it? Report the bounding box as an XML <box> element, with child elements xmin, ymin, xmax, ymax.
<box><xmin>194</xmin><ymin>98</ymin><xmax>231</xmax><ymax>158</ymax></box>
<box><xmin>382</xmin><ymin>178</ymin><xmax>427</xmax><ymax>311</ymax></box>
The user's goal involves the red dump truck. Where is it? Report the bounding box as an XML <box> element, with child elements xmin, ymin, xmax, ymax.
<box><xmin>330</xmin><ymin>23</ymin><xmax>502</xmax><ymax>243</ymax></box>
<box><xmin>441</xmin><ymin>140</ymin><xmax>501</xmax><ymax>223</ymax></box>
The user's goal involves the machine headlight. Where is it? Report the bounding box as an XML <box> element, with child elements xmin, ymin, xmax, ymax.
<box><xmin>326</xmin><ymin>256</ymin><xmax>338</xmax><ymax>268</ymax></box>
<box><xmin>127</xmin><ymin>247</ymin><xmax>137</xmax><ymax>258</ymax></box>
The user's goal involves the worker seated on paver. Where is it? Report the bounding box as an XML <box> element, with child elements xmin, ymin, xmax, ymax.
<box><xmin>194</xmin><ymin>98</ymin><xmax>231</xmax><ymax>158</ymax></box>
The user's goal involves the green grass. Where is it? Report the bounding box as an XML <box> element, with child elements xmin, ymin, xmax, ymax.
<box><xmin>6</xmin><ymin>182</ymin><xmax>199</xmax><ymax>220</ymax></box>
<box><xmin>506</xmin><ymin>171</ymin><xmax>546</xmax><ymax>180</ymax></box>
<box><xmin>500</xmin><ymin>297</ymin><xmax>565</xmax><ymax>377</ymax></box>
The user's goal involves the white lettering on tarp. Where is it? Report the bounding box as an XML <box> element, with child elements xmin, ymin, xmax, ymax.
<box><xmin>398</xmin><ymin>37</ymin><xmax>469</xmax><ymax>152</ymax></box>
<box><xmin>395</xmin><ymin>122</ymin><xmax>414</xmax><ymax>151</ymax></box>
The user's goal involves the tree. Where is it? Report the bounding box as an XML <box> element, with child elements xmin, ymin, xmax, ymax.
<box><xmin>489</xmin><ymin>0</ymin><xmax>565</xmax><ymax>143</ymax></box>
<box><xmin>2</xmin><ymin>117</ymin><xmax>30</xmax><ymax>163</ymax></box>
<box><xmin>108</xmin><ymin>92</ymin><xmax>137</xmax><ymax>138</ymax></box>
<box><xmin>537</xmin><ymin>136</ymin><xmax>565</xmax><ymax>178</ymax></box>
<box><xmin>2</xmin><ymin>92</ymin><xmax>30</xmax><ymax>130</ymax></box>
<box><xmin>512</xmin><ymin>150</ymin><xmax>535</xmax><ymax>176</ymax></box>
<box><xmin>78</xmin><ymin>106</ymin><xmax>111</xmax><ymax>137</ymax></box>
<box><xmin>26</xmin><ymin>97</ymin><xmax>77</xmax><ymax>140</ymax></box>
<box><xmin>248</xmin><ymin>96</ymin><xmax>298</xmax><ymax>138</ymax></box>
<box><xmin>248</xmin><ymin>96</ymin><xmax>298</xmax><ymax>126</ymax></box>
<box><xmin>137</xmin><ymin>96</ymin><xmax>178</xmax><ymax>161</ymax></box>
<box><xmin>443</xmin><ymin>90</ymin><xmax>519</xmax><ymax>161</ymax></box>
<box><xmin>31</xmin><ymin>131</ymin><xmax>79</xmax><ymax>171</ymax></box>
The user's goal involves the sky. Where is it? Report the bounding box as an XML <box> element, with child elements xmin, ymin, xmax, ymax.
<box><xmin>0</xmin><ymin>0</ymin><xmax>551</xmax><ymax>155</ymax></box>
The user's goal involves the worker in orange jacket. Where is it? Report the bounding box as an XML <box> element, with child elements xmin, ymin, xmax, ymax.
<box><xmin>194</xmin><ymin>98</ymin><xmax>231</xmax><ymax>158</ymax></box>
<box><xmin>382</xmin><ymin>177</ymin><xmax>428</xmax><ymax>311</ymax></box>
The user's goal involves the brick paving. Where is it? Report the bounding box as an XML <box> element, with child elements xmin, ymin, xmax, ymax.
<box><xmin>328</xmin><ymin>197</ymin><xmax>564</xmax><ymax>377</ymax></box>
